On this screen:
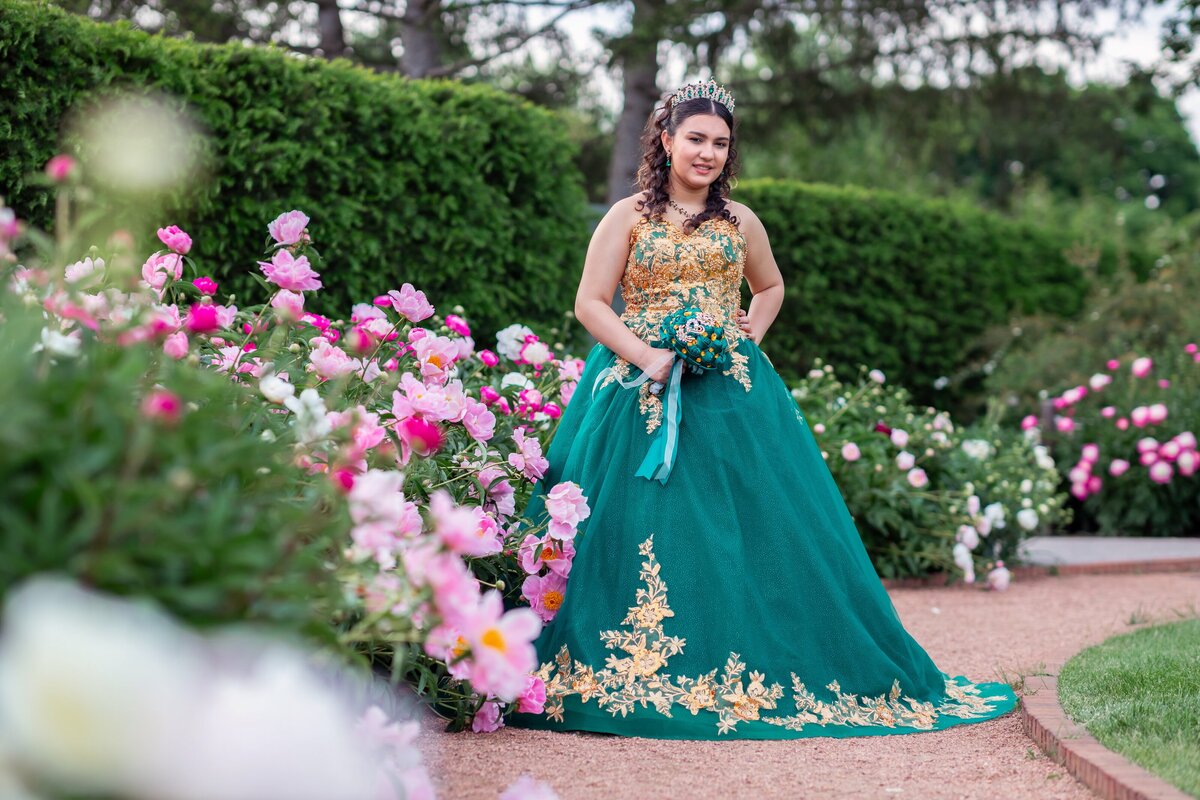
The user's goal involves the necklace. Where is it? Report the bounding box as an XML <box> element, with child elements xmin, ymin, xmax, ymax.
<box><xmin>667</xmin><ymin>197</ymin><xmax>702</xmax><ymax>222</ymax></box>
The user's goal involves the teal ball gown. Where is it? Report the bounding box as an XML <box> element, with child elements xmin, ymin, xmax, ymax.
<box><xmin>508</xmin><ymin>215</ymin><xmax>1017</xmax><ymax>739</ymax></box>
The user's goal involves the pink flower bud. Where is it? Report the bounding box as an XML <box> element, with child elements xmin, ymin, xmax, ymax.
<box><xmin>1085</xmin><ymin>475</ymin><xmax>1102</xmax><ymax>494</ymax></box>
<box><xmin>1108</xmin><ymin>459</ymin><xmax>1130</xmax><ymax>477</ymax></box>
<box><xmin>1054</xmin><ymin>416</ymin><xmax>1075</xmax><ymax>433</ymax></box>
<box><xmin>373</xmin><ymin>295</ymin><xmax>390</xmax><ymax>306</ymax></box>
<box><xmin>1159</xmin><ymin>379</ymin><xmax>1171</xmax><ymax>389</ymax></box>
<box><xmin>1131</xmin><ymin>356</ymin><xmax>1153</xmax><ymax>378</ymax></box>
<box><xmin>478</xmin><ymin>349</ymin><xmax>500</xmax><ymax>367</ymax></box>
<box><xmin>445</xmin><ymin>314</ymin><xmax>471</xmax><ymax>337</ymax></box>
<box><xmin>1174</xmin><ymin>432</ymin><xmax>1197</xmax><ymax>451</ymax></box>
<box><xmin>45</xmin><ymin>154</ymin><xmax>77</xmax><ymax>182</ymax></box>
<box><xmin>1100</xmin><ymin>406</ymin><xmax>1116</xmax><ymax>418</ymax></box>
<box><xmin>141</xmin><ymin>388</ymin><xmax>182</xmax><ymax>425</ymax></box>
<box><xmin>480</xmin><ymin>386</ymin><xmax>501</xmax><ymax>405</ymax></box>
<box><xmin>841</xmin><ymin>442</ymin><xmax>861</xmax><ymax>461</ymax></box>
<box><xmin>398</xmin><ymin>417</ymin><xmax>444</xmax><ymax>458</ymax></box>
<box><xmin>193</xmin><ymin>276</ymin><xmax>218</xmax><ymax>296</ymax></box>
<box><xmin>1106</xmin><ymin>358</ymin><xmax>1120</xmax><ymax>370</ymax></box>
<box><xmin>1178</xmin><ymin>450</ymin><xmax>1198</xmax><ymax>477</ymax></box>
<box><xmin>1081</xmin><ymin>443</ymin><xmax>1099</xmax><ymax>462</ymax></box>
<box><xmin>1131</xmin><ymin>406</ymin><xmax>1150</xmax><ymax>427</ymax></box>
<box><xmin>542</xmin><ymin>402</ymin><xmax>562</xmax><ymax>419</ymax></box>
<box><xmin>1186</xmin><ymin>343</ymin><xmax>1197</xmax><ymax>354</ymax></box>
<box><xmin>1020</xmin><ymin>414</ymin><xmax>1038</xmax><ymax>431</ymax></box>
<box><xmin>1147</xmin><ymin>403</ymin><xmax>1168</xmax><ymax>425</ymax></box>
<box><xmin>1070</xmin><ymin>482</ymin><xmax>1089</xmax><ymax>500</ymax></box>
<box><xmin>1137</xmin><ymin>437</ymin><xmax>1159</xmax><ymax>453</ymax></box>
<box><xmin>906</xmin><ymin>467</ymin><xmax>928</xmax><ymax>488</ymax></box>
<box><xmin>1116</xmin><ymin>417</ymin><xmax>1129</xmax><ymax>431</ymax></box>
<box><xmin>331</xmin><ymin>468</ymin><xmax>356</xmax><ymax>493</ymax></box>
<box><xmin>157</xmin><ymin>225</ymin><xmax>193</xmax><ymax>255</ymax></box>
<box><xmin>1139</xmin><ymin>451</ymin><xmax>1159</xmax><ymax>467</ymax></box>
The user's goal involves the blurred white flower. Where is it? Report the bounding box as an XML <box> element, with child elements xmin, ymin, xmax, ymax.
<box><xmin>501</xmin><ymin>372</ymin><xmax>535</xmax><ymax>391</ymax></box>
<box><xmin>501</xmin><ymin>773</ymin><xmax>560</xmax><ymax>800</ymax></box>
<box><xmin>0</xmin><ymin>578</ymin><xmax>405</xmax><ymax>800</ymax></box>
<box><xmin>961</xmin><ymin>439</ymin><xmax>993</xmax><ymax>460</ymax></box>
<box><xmin>895</xmin><ymin>451</ymin><xmax>915</xmax><ymax>470</ymax></box>
<box><xmin>868</xmin><ymin>369</ymin><xmax>885</xmax><ymax>384</ymax></box>
<box><xmin>983</xmin><ymin>502</ymin><xmax>1007</xmax><ymax>530</ymax></box>
<box><xmin>986</xmin><ymin>562</ymin><xmax>1011</xmax><ymax>591</ymax></box>
<box><xmin>957</xmin><ymin>524</ymin><xmax>979</xmax><ymax>550</ymax></box>
<box><xmin>284</xmin><ymin>388</ymin><xmax>331</xmax><ymax>444</ymax></box>
<box><xmin>1019</xmin><ymin>479</ymin><xmax>1033</xmax><ymax>494</ymax></box>
<box><xmin>1017</xmin><ymin>508</ymin><xmax>1039</xmax><ymax>531</ymax></box>
<box><xmin>35</xmin><ymin>328</ymin><xmax>82</xmax><ymax>358</ymax></box>
<box><xmin>259</xmin><ymin>373</ymin><xmax>295</xmax><ymax>404</ymax></box>
<box><xmin>952</xmin><ymin>543</ymin><xmax>975</xmax><ymax>584</ymax></box>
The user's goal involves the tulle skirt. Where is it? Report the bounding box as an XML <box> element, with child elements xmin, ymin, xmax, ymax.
<box><xmin>508</xmin><ymin>337</ymin><xmax>1016</xmax><ymax>739</ymax></box>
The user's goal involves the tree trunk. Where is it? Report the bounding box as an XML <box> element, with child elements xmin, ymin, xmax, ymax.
<box><xmin>605</xmin><ymin>0</ymin><xmax>661</xmax><ymax>204</ymax></box>
<box><xmin>315</xmin><ymin>0</ymin><xmax>346</xmax><ymax>57</ymax></box>
<box><xmin>400</xmin><ymin>0</ymin><xmax>444</xmax><ymax>77</ymax></box>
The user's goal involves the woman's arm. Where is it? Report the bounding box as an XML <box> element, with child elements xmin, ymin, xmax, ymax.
<box><xmin>574</xmin><ymin>199</ymin><xmax>675</xmax><ymax>384</ymax></box>
<box><xmin>735</xmin><ymin>204</ymin><xmax>785</xmax><ymax>344</ymax></box>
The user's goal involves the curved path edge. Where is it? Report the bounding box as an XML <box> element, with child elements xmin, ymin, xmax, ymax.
<box><xmin>1021</xmin><ymin>670</ymin><xmax>1194</xmax><ymax>800</ymax></box>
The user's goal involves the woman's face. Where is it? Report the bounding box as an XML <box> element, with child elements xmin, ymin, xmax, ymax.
<box><xmin>662</xmin><ymin>113</ymin><xmax>731</xmax><ymax>190</ymax></box>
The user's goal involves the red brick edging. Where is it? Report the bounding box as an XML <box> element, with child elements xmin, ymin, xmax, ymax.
<box><xmin>1021</xmin><ymin>671</ymin><xmax>1194</xmax><ymax>800</ymax></box>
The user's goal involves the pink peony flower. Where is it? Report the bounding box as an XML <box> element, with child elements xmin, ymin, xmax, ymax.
<box><xmin>271</xmin><ymin>288</ymin><xmax>306</xmax><ymax>321</ymax></box>
<box><xmin>1177</xmin><ymin>450</ymin><xmax>1198</xmax><ymax>477</ymax></box>
<box><xmin>518</xmin><ymin>339</ymin><xmax>552</xmax><ymax>366</ymax></box>
<box><xmin>471</xmin><ymin>701</ymin><xmax>504</xmax><ymax>734</ymax></box>
<box><xmin>445</xmin><ymin>314</ymin><xmax>472</xmax><ymax>337</ymax></box>
<box><xmin>413</xmin><ymin>334</ymin><xmax>459</xmax><ymax>383</ymax></box>
<box><xmin>1106</xmin><ymin>358</ymin><xmax>1120</xmax><ymax>370</ymax></box>
<box><xmin>140</xmin><ymin>388</ymin><xmax>182</xmax><ymax>425</ymax></box>
<box><xmin>500</xmin><ymin>774</ymin><xmax>558</xmax><ymax>800</ymax></box>
<box><xmin>1174</xmin><ymin>432</ymin><xmax>1197</xmax><ymax>451</ymax></box>
<box><xmin>1147</xmin><ymin>403</ymin><xmax>1168</xmax><ymax>425</ymax></box>
<box><xmin>1109</xmin><ymin>459</ymin><xmax>1130</xmax><ymax>477</ymax></box>
<box><xmin>890</xmin><ymin>428</ymin><xmax>909</xmax><ymax>448</ymax></box>
<box><xmin>546</xmin><ymin>481</ymin><xmax>590</xmax><ymax>540</ymax></box>
<box><xmin>1159</xmin><ymin>379</ymin><xmax>1171</xmax><ymax>389</ymax></box>
<box><xmin>477</xmin><ymin>466</ymin><xmax>516</xmax><ymax>520</ymax></box>
<box><xmin>462</xmin><ymin>399</ymin><xmax>497</xmax><ymax>443</ymax></box>
<box><xmin>478</xmin><ymin>349</ymin><xmax>500</xmax><ymax>367</ymax></box>
<box><xmin>387</xmin><ymin>283</ymin><xmax>435</xmax><ymax>323</ymax></box>
<box><xmin>517</xmin><ymin>675</ymin><xmax>547</xmax><ymax>715</ymax></box>
<box><xmin>162</xmin><ymin>331</ymin><xmax>189</xmax><ymax>359</ymax></box>
<box><xmin>907</xmin><ymin>468</ymin><xmax>928</xmax><ymax>488</ymax></box>
<box><xmin>192</xmin><ymin>276</ymin><xmax>217</xmax><ymax>296</ymax></box>
<box><xmin>461</xmin><ymin>590</ymin><xmax>541</xmax><ymax>701</ymax></box>
<box><xmin>1186</xmin><ymin>343</ymin><xmax>1198</xmax><ymax>354</ymax></box>
<box><xmin>1116</xmin><ymin>417</ymin><xmax>1129</xmax><ymax>431</ymax></box>
<box><xmin>398</xmin><ymin>416</ymin><xmax>444</xmax><ymax>463</ymax></box>
<box><xmin>559</xmin><ymin>382</ymin><xmax>576</xmax><ymax>407</ymax></box>
<box><xmin>508</xmin><ymin>428</ymin><xmax>549</xmax><ymax>481</ymax></box>
<box><xmin>542</xmin><ymin>401</ymin><xmax>562</xmax><ymax>419</ymax></box>
<box><xmin>45</xmin><ymin>154</ymin><xmax>77</xmax><ymax>182</ymax></box>
<box><xmin>1054</xmin><ymin>416</ymin><xmax>1075</xmax><ymax>433</ymax></box>
<box><xmin>1149</xmin><ymin>461</ymin><xmax>1174</xmax><ymax>484</ymax></box>
<box><xmin>1020</xmin><ymin>415</ymin><xmax>1038</xmax><ymax>431</ymax></box>
<box><xmin>522</xmin><ymin>571</ymin><xmax>569</xmax><ymax>622</ymax></box>
<box><xmin>1131</xmin><ymin>356</ymin><xmax>1153</xmax><ymax>378</ymax></box>
<box><xmin>156</xmin><ymin>225</ymin><xmax>192</xmax><ymax>254</ymax></box>
<box><xmin>1080</xmin><ymin>443</ymin><xmax>1099</xmax><ymax>462</ymax></box>
<box><xmin>259</xmin><ymin>249</ymin><xmax>322</xmax><ymax>292</ymax></box>
<box><xmin>1100</xmin><ymin>406</ymin><xmax>1116</xmax><ymax>418</ymax></box>
<box><xmin>517</xmin><ymin>533</ymin><xmax>575</xmax><ymax>578</ymax></box>
<box><xmin>1085</xmin><ymin>475</ymin><xmax>1102</xmax><ymax>494</ymax></box>
<box><xmin>141</xmin><ymin>252</ymin><xmax>183</xmax><ymax>291</ymax></box>
<box><xmin>895</xmin><ymin>451</ymin><xmax>915</xmax><ymax>470</ymax></box>
<box><xmin>185</xmin><ymin>303</ymin><xmax>220</xmax><ymax>333</ymax></box>
<box><xmin>1088</xmin><ymin>373</ymin><xmax>1112</xmax><ymax>391</ymax></box>
<box><xmin>841</xmin><ymin>442</ymin><xmax>861</xmax><ymax>461</ymax></box>
<box><xmin>430</xmin><ymin>490</ymin><xmax>503</xmax><ymax>557</ymax></box>
<box><xmin>308</xmin><ymin>339</ymin><xmax>356</xmax><ymax>380</ymax></box>
<box><xmin>268</xmin><ymin>209</ymin><xmax>310</xmax><ymax>245</ymax></box>
<box><xmin>1137</xmin><ymin>437</ymin><xmax>1160</xmax><ymax>453</ymax></box>
<box><xmin>1139</xmin><ymin>451</ymin><xmax>1159</xmax><ymax>467</ymax></box>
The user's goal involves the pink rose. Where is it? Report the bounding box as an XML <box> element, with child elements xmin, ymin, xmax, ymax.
<box><xmin>156</xmin><ymin>225</ymin><xmax>192</xmax><ymax>255</ymax></box>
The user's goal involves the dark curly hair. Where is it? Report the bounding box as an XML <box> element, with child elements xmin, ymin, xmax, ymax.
<box><xmin>634</xmin><ymin>92</ymin><xmax>740</xmax><ymax>233</ymax></box>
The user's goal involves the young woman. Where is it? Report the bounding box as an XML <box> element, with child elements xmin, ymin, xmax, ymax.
<box><xmin>508</xmin><ymin>79</ymin><xmax>1016</xmax><ymax>739</ymax></box>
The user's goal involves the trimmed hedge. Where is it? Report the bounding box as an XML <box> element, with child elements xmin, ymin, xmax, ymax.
<box><xmin>0</xmin><ymin>0</ymin><xmax>589</xmax><ymax>339</ymax></box>
<box><xmin>733</xmin><ymin>178</ymin><xmax>1090</xmax><ymax>404</ymax></box>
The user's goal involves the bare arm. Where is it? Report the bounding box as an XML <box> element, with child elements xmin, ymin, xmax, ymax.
<box><xmin>736</xmin><ymin>204</ymin><xmax>785</xmax><ymax>344</ymax></box>
<box><xmin>574</xmin><ymin>200</ymin><xmax>675</xmax><ymax>383</ymax></box>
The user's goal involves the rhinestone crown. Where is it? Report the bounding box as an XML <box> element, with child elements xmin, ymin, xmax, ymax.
<box><xmin>671</xmin><ymin>79</ymin><xmax>735</xmax><ymax>112</ymax></box>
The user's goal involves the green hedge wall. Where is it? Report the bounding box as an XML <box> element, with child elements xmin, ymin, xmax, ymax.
<box><xmin>0</xmin><ymin>0</ymin><xmax>589</xmax><ymax>339</ymax></box>
<box><xmin>733</xmin><ymin>178</ymin><xmax>1091</xmax><ymax>405</ymax></box>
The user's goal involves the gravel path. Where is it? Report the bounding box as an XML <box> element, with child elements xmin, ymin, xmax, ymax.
<box><xmin>417</xmin><ymin>571</ymin><xmax>1200</xmax><ymax>799</ymax></box>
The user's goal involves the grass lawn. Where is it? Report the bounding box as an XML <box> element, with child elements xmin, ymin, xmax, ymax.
<box><xmin>1058</xmin><ymin>618</ymin><xmax>1200</xmax><ymax>798</ymax></box>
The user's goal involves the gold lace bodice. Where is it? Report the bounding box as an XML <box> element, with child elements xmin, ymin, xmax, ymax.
<box><xmin>599</xmin><ymin>215</ymin><xmax>753</xmax><ymax>434</ymax></box>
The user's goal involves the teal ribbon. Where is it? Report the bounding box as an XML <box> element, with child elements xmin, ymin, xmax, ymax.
<box><xmin>634</xmin><ymin>358</ymin><xmax>685</xmax><ymax>485</ymax></box>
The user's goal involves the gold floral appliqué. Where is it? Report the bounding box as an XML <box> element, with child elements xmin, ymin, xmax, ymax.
<box><xmin>534</xmin><ymin>536</ymin><xmax>1010</xmax><ymax>734</ymax></box>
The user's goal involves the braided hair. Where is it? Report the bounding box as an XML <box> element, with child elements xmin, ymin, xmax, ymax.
<box><xmin>634</xmin><ymin>93</ymin><xmax>740</xmax><ymax>233</ymax></box>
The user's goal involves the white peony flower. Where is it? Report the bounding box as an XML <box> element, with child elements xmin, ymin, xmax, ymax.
<box><xmin>868</xmin><ymin>369</ymin><xmax>886</xmax><ymax>384</ymax></box>
<box><xmin>35</xmin><ymin>328</ymin><xmax>82</xmax><ymax>358</ymax></box>
<box><xmin>1019</xmin><ymin>479</ymin><xmax>1033</xmax><ymax>494</ymax></box>
<box><xmin>961</xmin><ymin>439</ymin><xmax>993</xmax><ymax>460</ymax></box>
<box><xmin>284</xmin><ymin>388</ymin><xmax>331</xmax><ymax>444</ymax></box>
<box><xmin>1017</xmin><ymin>508</ymin><xmax>1039</xmax><ymax>531</ymax></box>
<box><xmin>957</xmin><ymin>524</ymin><xmax>980</xmax><ymax>550</ymax></box>
<box><xmin>895</xmin><ymin>451</ymin><xmax>915</xmax><ymax>470</ymax></box>
<box><xmin>952</xmin><ymin>543</ymin><xmax>975</xmax><ymax>584</ymax></box>
<box><xmin>983</xmin><ymin>502</ymin><xmax>1007</xmax><ymax>529</ymax></box>
<box><xmin>495</xmin><ymin>323</ymin><xmax>535</xmax><ymax>361</ymax></box>
<box><xmin>64</xmin><ymin>256</ymin><xmax>105</xmax><ymax>286</ymax></box>
<box><xmin>500</xmin><ymin>372</ymin><xmax>535</xmax><ymax>390</ymax></box>
<box><xmin>259</xmin><ymin>373</ymin><xmax>295</xmax><ymax>404</ymax></box>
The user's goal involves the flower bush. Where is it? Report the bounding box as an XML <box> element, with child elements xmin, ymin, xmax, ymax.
<box><xmin>0</xmin><ymin>169</ymin><xmax>593</xmax><ymax>753</ymax></box>
<box><xmin>792</xmin><ymin>361</ymin><xmax>1068</xmax><ymax>582</ymax></box>
<box><xmin>1018</xmin><ymin>342</ymin><xmax>1200</xmax><ymax>536</ymax></box>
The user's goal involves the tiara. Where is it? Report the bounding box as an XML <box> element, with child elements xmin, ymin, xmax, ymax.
<box><xmin>671</xmin><ymin>79</ymin><xmax>735</xmax><ymax>112</ymax></box>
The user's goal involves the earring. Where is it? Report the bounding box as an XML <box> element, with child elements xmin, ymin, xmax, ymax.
<box><xmin>666</xmin><ymin>154</ymin><xmax>672</xmax><ymax>168</ymax></box>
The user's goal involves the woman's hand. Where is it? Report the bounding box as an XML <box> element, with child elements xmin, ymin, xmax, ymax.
<box><xmin>735</xmin><ymin>308</ymin><xmax>757</xmax><ymax>342</ymax></box>
<box><xmin>637</xmin><ymin>344</ymin><xmax>675</xmax><ymax>385</ymax></box>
